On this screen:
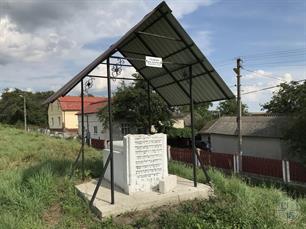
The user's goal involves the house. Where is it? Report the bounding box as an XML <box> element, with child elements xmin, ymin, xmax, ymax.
<box><xmin>76</xmin><ymin>100</ymin><xmax>139</xmax><ymax>143</ymax></box>
<box><xmin>48</xmin><ymin>96</ymin><xmax>106</xmax><ymax>134</ymax></box>
<box><xmin>76</xmin><ymin>100</ymin><xmax>108</xmax><ymax>141</ymax></box>
<box><xmin>199</xmin><ymin>116</ymin><xmax>290</xmax><ymax>160</ymax></box>
<box><xmin>171</xmin><ymin>112</ymin><xmax>195</xmax><ymax>128</ymax></box>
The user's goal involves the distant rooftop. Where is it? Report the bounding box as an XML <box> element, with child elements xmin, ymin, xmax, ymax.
<box><xmin>76</xmin><ymin>100</ymin><xmax>108</xmax><ymax>115</ymax></box>
<box><xmin>199</xmin><ymin>116</ymin><xmax>289</xmax><ymax>138</ymax></box>
<box><xmin>58</xmin><ymin>96</ymin><xmax>107</xmax><ymax>111</ymax></box>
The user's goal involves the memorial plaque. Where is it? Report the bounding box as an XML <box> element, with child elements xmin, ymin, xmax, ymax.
<box><xmin>104</xmin><ymin>134</ymin><xmax>168</xmax><ymax>194</ymax></box>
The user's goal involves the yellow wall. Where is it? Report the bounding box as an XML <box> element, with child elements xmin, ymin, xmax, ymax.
<box><xmin>48</xmin><ymin>101</ymin><xmax>63</xmax><ymax>129</ymax></box>
<box><xmin>48</xmin><ymin>101</ymin><xmax>78</xmax><ymax>130</ymax></box>
<box><xmin>63</xmin><ymin>111</ymin><xmax>78</xmax><ymax>129</ymax></box>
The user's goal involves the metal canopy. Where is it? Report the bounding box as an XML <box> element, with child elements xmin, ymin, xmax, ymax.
<box><xmin>61</xmin><ymin>1</ymin><xmax>229</xmax><ymax>209</ymax></box>
<box><xmin>44</xmin><ymin>1</ymin><xmax>234</xmax><ymax>106</ymax></box>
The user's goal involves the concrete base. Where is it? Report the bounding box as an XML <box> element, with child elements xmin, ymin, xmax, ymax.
<box><xmin>159</xmin><ymin>175</ymin><xmax>177</xmax><ymax>194</ymax></box>
<box><xmin>75</xmin><ymin>176</ymin><xmax>213</xmax><ymax>218</ymax></box>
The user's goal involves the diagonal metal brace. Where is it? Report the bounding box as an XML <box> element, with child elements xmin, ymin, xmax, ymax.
<box><xmin>69</xmin><ymin>146</ymin><xmax>83</xmax><ymax>179</ymax></box>
<box><xmin>89</xmin><ymin>153</ymin><xmax>111</xmax><ymax>206</ymax></box>
<box><xmin>195</xmin><ymin>149</ymin><xmax>211</xmax><ymax>185</ymax></box>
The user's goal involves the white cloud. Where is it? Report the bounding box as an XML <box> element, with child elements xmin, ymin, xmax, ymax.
<box><xmin>0</xmin><ymin>0</ymin><xmax>217</xmax><ymax>94</ymax></box>
<box><xmin>0</xmin><ymin>17</ymin><xmax>76</xmax><ymax>64</ymax></box>
<box><xmin>88</xmin><ymin>64</ymin><xmax>136</xmax><ymax>92</ymax></box>
<box><xmin>165</xmin><ymin>0</ymin><xmax>217</xmax><ymax>18</ymax></box>
<box><xmin>192</xmin><ymin>30</ymin><xmax>214</xmax><ymax>55</ymax></box>
<box><xmin>240</xmin><ymin>69</ymin><xmax>303</xmax><ymax>111</ymax></box>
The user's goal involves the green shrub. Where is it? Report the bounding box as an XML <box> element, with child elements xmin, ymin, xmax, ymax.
<box><xmin>167</xmin><ymin>127</ymin><xmax>192</xmax><ymax>138</ymax></box>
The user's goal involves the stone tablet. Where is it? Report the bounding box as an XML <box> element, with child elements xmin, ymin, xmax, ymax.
<box><xmin>104</xmin><ymin>134</ymin><xmax>168</xmax><ymax>194</ymax></box>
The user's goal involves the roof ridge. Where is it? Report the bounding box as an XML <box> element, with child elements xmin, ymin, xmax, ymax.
<box><xmin>205</xmin><ymin>118</ymin><xmax>220</xmax><ymax>133</ymax></box>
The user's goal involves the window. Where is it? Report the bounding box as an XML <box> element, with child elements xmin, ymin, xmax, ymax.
<box><xmin>121</xmin><ymin>123</ymin><xmax>130</xmax><ymax>135</ymax></box>
<box><xmin>51</xmin><ymin>117</ymin><xmax>54</xmax><ymax>126</ymax></box>
<box><xmin>93</xmin><ymin>126</ymin><xmax>98</xmax><ymax>134</ymax></box>
<box><xmin>58</xmin><ymin>117</ymin><xmax>61</xmax><ymax>126</ymax></box>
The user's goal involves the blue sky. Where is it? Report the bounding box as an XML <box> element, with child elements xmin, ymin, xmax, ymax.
<box><xmin>0</xmin><ymin>0</ymin><xmax>305</xmax><ymax>111</ymax></box>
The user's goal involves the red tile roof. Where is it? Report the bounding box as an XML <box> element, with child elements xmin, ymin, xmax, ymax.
<box><xmin>76</xmin><ymin>100</ymin><xmax>108</xmax><ymax>115</ymax></box>
<box><xmin>58</xmin><ymin>96</ymin><xmax>107</xmax><ymax>111</ymax></box>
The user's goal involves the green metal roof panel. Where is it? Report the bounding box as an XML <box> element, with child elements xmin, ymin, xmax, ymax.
<box><xmin>44</xmin><ymin>1</ymin><xmax>234</xmax><ymax>106</ymax></box>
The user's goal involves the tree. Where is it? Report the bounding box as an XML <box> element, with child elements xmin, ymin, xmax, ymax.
<box><xmin>262</xmin><ymin>81</ymin><xmax>306</xmax><ymax>113</ymax></box>
<box><xmin>98</xmin><ymin>75</ymin><xmax>172</xmax><ymax>133</ymax></box>
<box><xmin>262</xmin><ymin>81</ymin><xmax>306</xmax><ymax>162</ymax></box>
<box><xmin>176</xmin><ymin>102</ymin><xmax>214</xmax><ymax>131</ymax></box>
<box><xmin>0</xmin><ymin>88</ymin><xmax>54</xmax><ymax>127</ymax></box>
<box><xmin>217</xmin><ymin>99</ymin><xmax>248</xmax><ymax>116</ymax></box>
<box><xmin>195</xmin><ymin>103</ymin><xmax>213</xmax><ymax>122</ymax></box>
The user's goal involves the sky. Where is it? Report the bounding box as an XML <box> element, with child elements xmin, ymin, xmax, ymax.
<box><xmin>0</xmin><ymin>0</ymin><xmax>305</xmax><ymax>111</ymax></box>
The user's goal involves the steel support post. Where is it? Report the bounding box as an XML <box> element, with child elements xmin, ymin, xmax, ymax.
<box><xmin>107</xmin><ymin>58</ymin><xmax>115</xmax><ymax>204</ymax></box>
<box><xmin>81</xmin><ymin>79</ymin><xmax>85</xmax><ymax>180</ymax></box>
<box><xmin>189</xmin><ymin>65</ymin><xmax>197</xmax><ymax>187</ymax></box>
<box><xmin>147</xmin><ymin>81</ymin><xmax>151</xmax><ymax>134</ymax></box>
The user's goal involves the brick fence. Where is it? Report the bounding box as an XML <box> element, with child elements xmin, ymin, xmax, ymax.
<box><xmin>170</xmin><ymin>147</ymin><xmax>306</xmax><ymax>184</ymax></box>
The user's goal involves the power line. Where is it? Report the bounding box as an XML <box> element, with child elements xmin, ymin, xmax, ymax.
<box><xmin>215</xmin><ymin>48</ymin><xmax>306</xmax><ymax>68</ymax></box>
<box><xmin>244</xmin><ymin>59</ymin><xmax>306</xmax><ymax>65</ymax></box>
<box><xmin>244</xmin><ymin>62</ymin><xmax>306</xmax><ymax>68</ymax></box>
<box><xmin>242</xmin><ymin>79</ymin><xmax>306</xmax><ymax>95</ymax></box>
<box><xmin>242</xmin><ymin>67</ymin><xmax>286</xmax><ymax>82</ymax></box>
<box><xmin>243</xmin><ymin>52</ymin><xmax>306</xmax><ymax>61</ymax></box>
<box><xmin>240</xmin><ymin>48</ymin><xmax>306</xmax><ymax>59</ymax></box>
<box><xmin>242</xmin><ymin>85</ymin><xmax>280</xmax><ymax>95</ymax></box>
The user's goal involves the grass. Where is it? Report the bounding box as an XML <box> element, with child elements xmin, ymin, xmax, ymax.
<box><xmin>0</xmin><ymin>124</ymin><xmax>305</xmax><ymax>228</ymax></box>
<box><xmin>0</xmin><ymin>124</ymin><xmax>110</xmax><ymax>228</ymax></box>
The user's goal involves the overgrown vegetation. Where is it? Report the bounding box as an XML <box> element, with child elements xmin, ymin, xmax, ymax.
<box><xmin>0</xmin><ymin>88</ymin><xmax>54</xmax><ymax>127</ymax></box>
<box><xmin>167</xmin><ymin>127</ymin><xmax>191</xmax><ymax>138</ymax></box>
<box><xmin>263</xmin><ymin>81</ymin><xmax>306</xmax><ymax>163</ymax></box>
<box><xmin>0</xmin><ymin>124</ymin><xmax>108</xmax><ymax>228</ymax></box>
<box><xmin>169</xmin><ymin>162</ymin><xmax>306</xmax><ymax>228</ymax></box>
<box><xmin>98</xmin><ymin>75</ymin><xmax>173</xmax><ymax>133</ymax></box>
<box><xmin>217</xmin><ymin>99</ymin><xmax>248</xmax><ymax>116</ymax></box>
<box><xmin>0</xmin><ymin>124</ymin><xmax>305</xmax><ymax>228</ymax></box>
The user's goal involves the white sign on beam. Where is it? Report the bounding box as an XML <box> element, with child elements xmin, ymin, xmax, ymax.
<box><xmin>145</xmin><ymin>56</ymin><xmax>163</xmax><ymax>68</ymax></box>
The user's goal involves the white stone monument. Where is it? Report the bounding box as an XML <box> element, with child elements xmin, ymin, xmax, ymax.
<box><xmin>104</xmin><ymin>134</ymin><xmax>176</xmax><ymax>194</ymax></box>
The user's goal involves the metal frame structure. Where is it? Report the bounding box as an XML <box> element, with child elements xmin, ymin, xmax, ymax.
<box><xmin>44</xmin><ymin>1</ymin><xmax>234</xmax><ymax>210</ymax></box>
<box><xmin>69</xmin><ymin>54</ymin><xmax>215</xmax><ymax>207</ymax></box>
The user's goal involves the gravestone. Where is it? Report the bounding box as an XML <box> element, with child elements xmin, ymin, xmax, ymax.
<box><xmin>104</xmin><ymin>134</ymin><xmax>174</xmax><ymax>194</ymax></box>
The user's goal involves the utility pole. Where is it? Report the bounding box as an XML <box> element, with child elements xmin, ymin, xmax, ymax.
<box><xmin>233</xmin><ymin>58</ymin><xmax>242</xmax><ymax>173</ymax></box>
<box><xmin>24</xmin><ymin>95</ymin><xmax>27</xmax><ymax>131</ymax></box>
<box><xmin>20</xmin><ymin>94</ymin><xmax>27</xmax><ymax>131</ymax></box>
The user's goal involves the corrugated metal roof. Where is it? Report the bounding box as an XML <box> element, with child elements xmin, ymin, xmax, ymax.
<box><xmin>199</xmin><ymin>116</ymin><xmax>289</xmax><ymax>138</ymax></box>
<box><xmin>44</xmin><ymin>1</ymin><xmax>234</xmax><ymax>106</ymax></box>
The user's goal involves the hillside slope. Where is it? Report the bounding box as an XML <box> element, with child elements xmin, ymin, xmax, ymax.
<box><xmin>0</xmin><ymin>124</ymin><xmax>305</xmax><ymax>228</ymax></box>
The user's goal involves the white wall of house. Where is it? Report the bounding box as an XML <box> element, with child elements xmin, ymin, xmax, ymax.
<box><xmin>77</xmin><ymin>113</ymin><xmax>135</xmax><ymax>141</ymax></box>
<box><xmin>201</xmin><ymin>133</ymin><xmax>287</xmax><ymax>160</ymax></box>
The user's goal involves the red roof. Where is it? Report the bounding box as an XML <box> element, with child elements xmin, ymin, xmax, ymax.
<box><xmin>76</xmin><ymin>100</ymin><xmax>108</xmax><ymax>115</ymax></box>
<box><xmin>58</xmin><ymin>96</ymin><xmax>107</xmax><ymax>111</ymax></box>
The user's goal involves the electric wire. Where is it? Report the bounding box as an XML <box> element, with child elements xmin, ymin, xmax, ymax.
<box><xmin>242</xmin><ymin>79</ymin><xmax>306</xmax><ymax>95</ymax></box>
<box><xmin>241</xmin><ymin>67</ymin><xmax>287</xmax><ymax>82</ymax></box>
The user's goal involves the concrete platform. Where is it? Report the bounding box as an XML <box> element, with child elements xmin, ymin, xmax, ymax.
<box><xmin>75</xmin><ymin>176</ymin><xmax>213</xmax><ymax>218</ymax></box>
